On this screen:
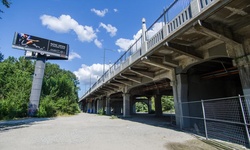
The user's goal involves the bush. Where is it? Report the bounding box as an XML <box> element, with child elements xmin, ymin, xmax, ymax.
<box><xmin>161</xmin><ymin>96</ymin><xmax>175</xmax><ymax>112</ymax></box>
<box><xmin>97</xmin><ymin>108</ymin><xmax>104</xmax><ymax>115</ymax></box>
<box><xmin>110</xmin><ymin>115</ymin><xmax>118</xmax><ymax>119</ymax></box>
<box><xmin>37</xmin><ymin>96</ymin><xmax>56</xmax><ymax>117</ymax></box>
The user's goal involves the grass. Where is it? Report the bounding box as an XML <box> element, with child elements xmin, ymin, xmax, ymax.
<box><xmin>165</xmin><ymin>139</ymin><xmax>218</xmax><ymax>150</ymax></box>
<box><xmin>110</xmin><ymin>115</ymin><xmax>118</xmax><ymax>119</ymax></box>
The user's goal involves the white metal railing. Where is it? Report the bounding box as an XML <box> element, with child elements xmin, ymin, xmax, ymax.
<box><xmin>80</xmin><ymin>0</ymin><xmax>217</xmax><ymax>100</ymax></box>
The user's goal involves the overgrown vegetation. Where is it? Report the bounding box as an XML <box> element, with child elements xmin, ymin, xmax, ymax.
<box><xmin>0</xmin><ymin>56</ymin><xmax>80</xmax><ymax>120</ymax></box>
<box><xmin>110</xmin><ymin>115</ymin><xmax>118</xmax><ymax>119</ymax></box>
<box><xmin>136</xmin><ymin>96</ymin><xmax>175</xmax><ymax>113</ymax></box>
<box><xmin>97</xmin><ymin>108</ymin><xmax>104</xmax><ymax>115</ymax></box>
<box><xmin>161</xmin><ymin>95</ymin><xmax>175</xmax><ymax>113</ymax></box>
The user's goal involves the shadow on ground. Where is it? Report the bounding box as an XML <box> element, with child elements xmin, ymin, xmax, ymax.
<box><xmin>0</xmin><ymin>117</ymin><xmax>54</xmax><ymax>132</ymax></box>
<box><xmin>117</xmin><ymin>113</ymin><xmax>177</xmax><ymax>129</ymax></box>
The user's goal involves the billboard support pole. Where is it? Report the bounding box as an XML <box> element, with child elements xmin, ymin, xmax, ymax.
<box><xmin>28</xmin><ymin>54</ymin><xmax>46</xmax><ymax>117</ymax></box>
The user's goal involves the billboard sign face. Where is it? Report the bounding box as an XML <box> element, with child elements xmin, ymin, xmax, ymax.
<box><xmin>12</xmin><ymin>32</ymin><xmax>69</xmax><ymax>60</ymax></box>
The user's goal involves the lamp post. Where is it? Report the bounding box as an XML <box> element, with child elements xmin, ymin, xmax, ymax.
<box><xmin>103</xmin><ymin>48</ymin><xmax>116</xmax><ymax>75</ymax></box>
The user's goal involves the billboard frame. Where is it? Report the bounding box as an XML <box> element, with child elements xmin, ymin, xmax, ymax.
<box><xmin>12</xmin><ymin>32</ymin><xmax>69</xmax><ymax>60</ymax></box>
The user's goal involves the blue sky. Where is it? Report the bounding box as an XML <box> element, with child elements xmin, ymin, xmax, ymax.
<box><xmin>0</xmin><ymin>0</ymin><xmax>174</xmax><ymax>96</ymax></box>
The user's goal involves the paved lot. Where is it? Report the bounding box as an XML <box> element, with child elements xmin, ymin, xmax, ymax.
<box><xmin>0</xmin><ymin>113</ymin><xmax>217</xmax><ymax>150</ymax></box>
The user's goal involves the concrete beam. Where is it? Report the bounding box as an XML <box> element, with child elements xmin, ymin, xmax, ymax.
<box><xmin>102</xmin><ymin>86</ymin><xmax>115</xmax><ymax>92</ymax></box>
<box><xmin>120</xmin><ymin>73</ymin><xmax>142</xmax><ymax>84</ymax></box>
<box><xmin>163</xmin><ymin>55</ymin><xmax>179</xmax><ymax>67</ymax></box>
<box><xmin>129</xmin><ymin>67</ymin><xmax>154</xmax><ymax>80</ymax></box>
<box><xmin>141</xmin><ymin>57</ymin><xmax>172</xmax><ymax>70</ymax></box>
<box><xmin>108</xmin><ymin>81</ymin><xmax>123</xmax><ymax>88</ymax></box>
<box><xmin>194</xmin><ymin>20</ymin><xmax>241</xmax><ymax>46</ymax></box>
<box><xmin>166</xmin><ymin>42</ymin><xmax>203</xmax><ymax>60</ymax></box>
<box><xmin>113</xmin><ymin>78</ymin><xmax>132</xmax><ymax>86</ymax></box>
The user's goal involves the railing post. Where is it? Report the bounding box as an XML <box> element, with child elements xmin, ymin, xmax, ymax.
<box><xmin>197</xmin><ymin>0</ymin><xmax>201</xmax><ymax>12</ymax></box>
<box><xmin>201</xmin><ymin>99</ymin><xmax>208</xmax><ymax>139</ymax></box>
<box><xmin>239</xmin><ymin>94</ymin><xmax>250</xmax><ymax>147</ymax></box>
<box><xmin>141</xmin><ymin>18</ymin><xmax>147</xmax><ymax>53</ymax></box>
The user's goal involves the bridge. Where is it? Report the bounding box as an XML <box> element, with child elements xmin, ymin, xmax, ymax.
<box><xmin>79</xmin><ymin>0</ymin><xmax>250</xmax><ymax>147</ymax></box>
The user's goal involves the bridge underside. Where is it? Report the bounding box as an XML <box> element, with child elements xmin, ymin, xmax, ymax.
<box><xmin>80</xmin><ymin>0</ymin><xmax>250</xmax><ymax>147</ymax></box>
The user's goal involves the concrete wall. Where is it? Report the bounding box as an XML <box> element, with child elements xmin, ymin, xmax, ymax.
<box><xmin>188</xmin><ymin>74</ymin><xmax>243</xmax><ymax>101</ymax></box>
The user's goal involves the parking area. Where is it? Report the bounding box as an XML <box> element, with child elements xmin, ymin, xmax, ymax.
<box><xmin>0</xmin><ymin>113</ymin><xmax>217</xmax><ymax>150</ymax></box>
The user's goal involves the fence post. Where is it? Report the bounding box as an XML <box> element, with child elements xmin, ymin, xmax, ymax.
<box><xmin>238</xmin><ymin>94</ymin><xmax>250</xmax><ymax>147</ymax></box>
<box><xmin>201</xmin><ymin>100</ymin><xmax>208</xmax><ymax>139</ymax></box>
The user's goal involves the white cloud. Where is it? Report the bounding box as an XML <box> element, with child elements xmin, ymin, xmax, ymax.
<box><xmin>114</xmin><ymin>9</ymin><xmax>118</xmax><ymax>12</ymax></box>
<box><xmin>68</xmin><ymin>52</ymin><xmax>81</xmax><ymax>61</ymax></box>
<box><xmin>91</xmin><ymin>8</ymin><xmax>108</xmax><ymax>17</ymax></box>
<box><xmin>115</xmin><ymin>29</ymin><xmax>142</xmax><ymax>53</ymax></box>
<box><xmin>94</xmin><ymin>39</ymin><xmax>102</xmax><ymax>48</ymax></box>
<box><xmin>116</xmin><ymin>38</ymin><xmax>134</xmax><ymax>53</ymax></box>
<box><xmin>146</xmin><ymin>22</ymin><xmax>163</xmax><ymax>39</ymax></box>
<box><xmin>99</xmin><ymin>22</ymin><xmax>117</xmax><ymax>37</ymax></box>
<box><xmin>74</xmin><ymin>63</ymin><xmax>112</xmax><ymax>86</ymax></box>
<box><xmin>115</xmin><ymin>22</ymin><xmax>163</xmax><ymax>53</ymax></box>
<box><xmin>40</xmin><ymin>14</ymin><xmax>97</xmax><ymax>42</ymax></box>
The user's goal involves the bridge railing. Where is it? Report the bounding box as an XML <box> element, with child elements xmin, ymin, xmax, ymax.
<box><xmin>81</xmin><ymin>0</ymin><xmax>217</xmax><ymax>99</ymax></box>
<box><xmin>147</xmin><ymin>0</ymin><xmax>192</xmax><ymax>49</ymax></box>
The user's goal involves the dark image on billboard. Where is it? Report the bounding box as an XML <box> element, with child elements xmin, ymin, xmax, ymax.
<box><xmin>12</xmin><ymin>32</ymin><xmax>69</xmax><ymax>60</ymax></box>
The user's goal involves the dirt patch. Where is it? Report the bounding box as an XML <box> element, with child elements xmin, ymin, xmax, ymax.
<box><xmin>165</xmin><ymin>139</ymin><xmax>218</xmax><ymax>150</ymax></box>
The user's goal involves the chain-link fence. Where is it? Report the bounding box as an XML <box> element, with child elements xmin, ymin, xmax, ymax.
<box><xmin>180</xmin><ymin>95</ymin><xmax>250</xmax><ymax>148</ymax></box>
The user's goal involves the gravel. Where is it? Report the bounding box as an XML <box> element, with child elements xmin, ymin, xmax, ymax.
<box><xmin>0</xmin><ymin>113</ymin><xmax>216</xmax><ymax>150</ymax></box>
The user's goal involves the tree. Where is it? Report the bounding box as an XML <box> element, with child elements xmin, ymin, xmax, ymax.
<box><xmin>0</xmin><ymin>57</ymin><xmax>33</xmax><ymax>119</ymax></box>
<box><xmin>0</xmin><ymin>57</ymin><xmax>80</xmax><ymax>120</ymax></box>
<box><xmin>0</xmin><ymin>51</ymin><xmax>3</xmax><ymax>62</ymax></box>
<box><xmin>38</xmin><ymin>62</ymin><xmax>80</xmax><ymax>117</ymax></box>
<box><xmin>161</xmin><ymin>95</ymin><xmax>175</xmax><ymax>113</ymax></box>
<box><xmin>1</xmin><ymin>0</ymin><xmax>11</xmax><ymax>19</ymax></box>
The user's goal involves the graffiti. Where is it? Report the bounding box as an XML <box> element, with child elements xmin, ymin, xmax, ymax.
<box><xmin>28</xmin><ymin>103</ymin><xmax>38</xmax><ymax>117</ymax></box>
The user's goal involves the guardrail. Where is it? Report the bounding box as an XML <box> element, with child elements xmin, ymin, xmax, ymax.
<box><xmin>81</xmin><ymin>0</ymin><xmax>217</xmax><ymax>100</ymax></box>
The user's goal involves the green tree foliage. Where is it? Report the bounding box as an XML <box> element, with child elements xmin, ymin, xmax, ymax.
<box><xmin>161</xmin><ymin>95</ymin><xmax>175</xmax><ymax>113</ymax></box>
<box><xmin>1</xmin><ymin>0</ymin><xmax>11</xmax><ymax>19</ymax></box>
<box><xmin>38</xmin><ymin>63</ymin><xmax>80</xmax><ymax>117</ymax></box>
<box><xmin>135</xmin><ymin>102</ymin><xmax>148</xmax><ymax>112</ymax></box>
<box><xmin>0</xmin><ymin>57</ymin><xmax>80</xmax><ymax>120</ymax></box>
<box><xmin>0</xmin><ymin>57</ymin><xmax>33</xmax><ymax>119</ymax></box>
<box><xmin>0</xmin><ymin>51</ymin><xmax>3</xmax><ymax>62</ymax></box>
<box><xmin>2</xmin><ymin>0</ymin><xmax>11</xmax><ymax>8</ymax></box>
<box><xmin>135</xmin><ymin>96</ymin><xmax>175</xmax><ymax>114</ymax></box>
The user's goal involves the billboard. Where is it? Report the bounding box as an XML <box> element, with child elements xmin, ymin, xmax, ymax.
<box><xmin>12</xmin><ymin>32</ymin><xmax>69</xmax><ymax>60</ymax></box>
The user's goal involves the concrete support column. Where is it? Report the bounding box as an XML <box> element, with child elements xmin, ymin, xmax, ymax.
<box><xmin>28</xmin><ymin>55</ymin><xmax>46</xmax><ymax>116</ymax></box>
<box><xmin>132</xmin><ymin>102</ymin><xmax>136</xmax><ymax>114</ymax></box>
<box><xmin>106</xmin><ymin>97</ymin><xmax>111</xmax><ymax>115</ymax></box>
<box><xmin>239</xmin><ymin>63</ymin><xmax>250</xmax><ymax>96</ymax></box>
<box><xmin>235</xmin><ymin>54</ymin><xmax>250</xmax><ymax>96</ymax></box>
<box><xmin>154</xmin><ymin>94</ymin><xmax>163</xmax><ymax>117</ymax></box>
<box><xmin>123</xmin><ymin>93</ymin><xmax>131</xmax><ymax>117</ymax></box>
<box><xmin>173</xmin><ymin>73</ymin><xmax>189</xmax><ymax>129</ymax></box>
<box><xmin>96</xmin><ymin>99</ymin><xmax>100</xmax><ymax>113</ymax></box>
<box><xmin>92</xmin><ymin>100</ymin><xmax>96</xmax><ymax>113</ymax></box>
<box><xmin>87</xmin><ymin>102</ymin><xmax>91</xmax><ymax>113</ymax></box>
<box><xmin>234</xmin><ymin>38</ymin><xmax>250</xmax><ymax>114</ymax></box>
<box><xmin>147</xmin><ymin>97</ymin><xmax>152</xmax><ymax>114</ymax></box>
